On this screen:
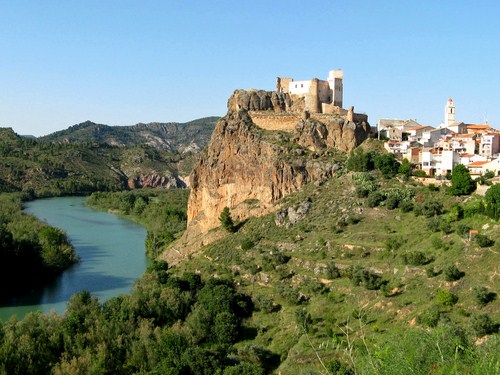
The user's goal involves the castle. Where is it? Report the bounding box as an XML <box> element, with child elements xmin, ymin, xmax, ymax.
<box><xmin>276</xmin><ymin>70</ymin><xmax>344</xmax><ymax>114</ymax></box>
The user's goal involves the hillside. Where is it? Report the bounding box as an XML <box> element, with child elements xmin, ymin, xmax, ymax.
<box><xmin>167</xmin><ymin>166</ymin><xmax>500</xmax><ymax>373</ymax></box>
<box><xmin>38</xmin><ymin>117</ymin><xmax>219</xmax><ymax>153</ymax></box>
<box><xmin>0</xmin><ymin>127</ymin><xmax>194</xmax><ymax>196</ymax></box>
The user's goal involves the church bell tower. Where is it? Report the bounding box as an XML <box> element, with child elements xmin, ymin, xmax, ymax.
<box><xmin>445</xmin><ymin>98</ymin><xmax>455</xmax><ymax>127</ymax></box>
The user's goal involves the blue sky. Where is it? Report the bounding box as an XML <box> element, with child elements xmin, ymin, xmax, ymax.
<box><xmin>1</xmin><ymin>1</ymin><xmax>499</xmax><ymax>136</ymax></box>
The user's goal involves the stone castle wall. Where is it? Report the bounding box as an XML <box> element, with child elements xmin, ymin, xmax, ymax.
<box><xmin>248</xmin><ymin>112</ymin><xmax>301</xmax><ymax>131</ymax></box>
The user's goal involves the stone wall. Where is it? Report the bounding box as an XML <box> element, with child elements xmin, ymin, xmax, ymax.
<box><xmin>248</xmin><ymin>112</ymin><xmax>300</xmax><ymax>131</ymax></box>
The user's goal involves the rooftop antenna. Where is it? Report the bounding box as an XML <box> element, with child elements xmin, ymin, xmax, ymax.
<box><xmin>483</xmin><ymin>113</ymin><xmax>489</xmax><ymax>125</ymax></box>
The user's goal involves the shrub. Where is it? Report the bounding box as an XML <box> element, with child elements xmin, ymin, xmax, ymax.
<box><xmin>385</xmin><ymin>236</ymin><xmax>403</xmax><ymax>251</ymax></box>
<box><xmin>414</xmin><ymin>200</ymin><xmax>443</xmax><ymax>217</ymax></box>
<box><xmin>417</xmin><ymin>305</ymin><xmax>441</xmax><ymax>327</ymax></box>
<box><xmin>325</xmin><ymin>359</ymin><xmax>355</xmax><ymax>375</ymax></box>
<box><xmin>435</xmin><ymin>289</ymin><xmax>458</xmax><ymax>306</ymax></box>
<box><xmin>385</xmin><ymin>194</ymin><xmax>400</xmax><ymax>210</ymax></box>
<box><xmin>241</xmin><ymin>239</ymin><xmax>255</xmax><ymax>251</ymax></box>
<box><xmin>402</xmin><ymin>251</ymin><xmax>432</xmax><ymax>266</ymax></box>
<box><xmin>326</xmin><ymin>263</ymin><xmax>341</xmax><ymax>279</ymax></box>
<box><xmin>426</xmin><ymin>266</ymin><xmax>441</xmax><ymax>278</ymax></box>
<box><xmin>412</xmin><ymin>170</ymin><xmax>427</xmax><ymax>177</ymax></box>
<box><xmin>472</xmin><ymin>313</ymin><xmax>498</xmax><ymax>336</ymax></box>
<box><xmin>472</xmin><ymin>286</ymin><xmax>497</xmax><ymax>306</ymax></box>
<box><xmin>366</xmin><ymin>191</ymin><xmax>385</xmax><ymax>208</ymax></box>
<box><xmin>456</xmin><ymin>224</ymin><xmax>471</xmax><ymax>237</ymax></box>
<box><xmin>445</xmin><ymin>204</ymin><xmax>464</xmax><ymax>222</ymax></box>
<box><xmin>475</xmin><ymin>234</ymin><xmax>494</xmax><ymax>248</ymax></box>
<box><xmin>349</xmin><ymin>266</ymin><xmax>386</xmax><ymax>290</ymax></box>
<box><xmin>427</xmin><ymin>217</ymin><xmax>442</xmax><ymax>232</ymax></box>
<box><xmin>431</xmin><ymin>237</ymin><xmax>445</xmax><ymax>250</ymax></box>
<box><xmin>443</xmin><ymin>264</ymin><xmax>464</xmax><ymax>281</ymax></box>
<box><xmin>399</xmin><ymin>199</ymin><xmax>414</xmax><ymax>213</ymax></box>
<box><xmin>440</xmin><ymin>220</ymin><xmax>453</xmax><ymax>234</ymax></box>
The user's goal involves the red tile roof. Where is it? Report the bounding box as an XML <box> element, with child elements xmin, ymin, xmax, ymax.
<box><xmin>467</xmin><ymin>161</ymin><xmax>489</xmax><ymax>167</ymax></box>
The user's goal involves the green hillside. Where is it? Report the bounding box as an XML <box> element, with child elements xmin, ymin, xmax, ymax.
<box><xmin>0</xmin><ymin>127</ymin><xmax>196</xmax><ymax>196</ymax></box>
<box><xmin>39</xmin><ymin>117</ymin><xmax>219</xmax><ymax>152</ymax></box>
<box><xmin>168</xmin><ymin>165</ymin><xmax>500</xmax><ymax>373</ymax></box>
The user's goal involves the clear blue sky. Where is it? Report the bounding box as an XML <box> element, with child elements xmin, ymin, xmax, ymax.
<box><xmin>1</xmin><ymin>1</ymin><xmax>499</xmax><ymax>136</ymax></box>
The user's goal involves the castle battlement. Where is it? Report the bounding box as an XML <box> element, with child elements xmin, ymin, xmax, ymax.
<box><xmin>276</xmin><ymin>70</ymin><xmax>343</xmax><ymax>113</ymax></box>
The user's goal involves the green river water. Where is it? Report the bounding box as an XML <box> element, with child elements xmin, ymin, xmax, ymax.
<box><xmin>0</xmin><ymin>196</ymin><xmax>148</xmax><ymax>321</ymax></box>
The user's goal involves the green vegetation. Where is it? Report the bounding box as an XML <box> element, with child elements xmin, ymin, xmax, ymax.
<box><xmin>219</xmin><ymin>206</ymin><xmax>236</xmax><ymax>233</ymax></box>
<box><xmin>0</xmin><ymin>127</ymin><xmax>196</xmax><ymax>196</ymax></box>
<box><xmin>0</xmin><ymin>265</ymin><xmax>261</xmax><ymax>374</ymax></box>
<box><xmin>39</xmin><ymin>117</ymin><xmax>218</xmax><ymax>151</ymax></box>
<box><xmin>449</xmin><ymin>164</ymin><xmax>477</xmax><ymax>196</ymax></box>
<box><xmin>86</xmin><ymin>189</ymin><xmax>189</xmax><ymax>257</ymax></box>
<box><xmin>1</xmin><ymin>136</ymin><xmax>500</xmax><ymax>373</ymax></box>
<box><xmin>0</xmin><ymin>193</ymin><xmax>78</xmax><ymax>297</ymax></box>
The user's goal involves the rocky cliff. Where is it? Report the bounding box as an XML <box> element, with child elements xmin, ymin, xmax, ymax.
<box><xmin>162</xmin><ymin>91</ymin><xmax>370</xmax><ymax>263</ymax></box>
<box><xmin>185</xmin><ymin>108</ymin><xmax>367</xmax><ymax>235</ymax></box>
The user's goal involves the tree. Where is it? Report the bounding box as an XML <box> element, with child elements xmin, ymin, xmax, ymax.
<box><xmin>398</xmin><ymin>158</ymin><xmax>412</xmax><ymax>179</ymax></box>
<box><xmin>219</xmin><ymin>207</ymin><xmax>235</xmax><ymax>232</ymax></box>
<box><xmin>346</xmin><ymin>149</ymin><xmax>375</xmax><ymax>172</ymax></box>
<box><xmin>484</xmin><ymin>183</ymin><xmax>500</xmax><ymax>220</ymax></box>
<box><xmin>374</xmin><ymin>153</ymin><xmax>400</xmax><ymax>178</ymax></box>
<box><xmin>449</xmin><ymin>164</ymin><xmax>476</xmax><ymax>195</ymax></box>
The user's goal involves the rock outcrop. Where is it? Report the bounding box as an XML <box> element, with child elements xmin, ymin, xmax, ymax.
<box><xmin>227</xmin><ymin>89</ymin><xmax>305</xmax><ymax>113</ymax></box>
<box><xmin>127</xmin><ymin>174</ymin><xmax>186</xmax><ymax>189</ymax></box>
<box><xmin>295</xmin><ymin>117</ymin><xmax>370</xmax><ymax>153</ymax></box>
<box><xmin>162</xmin><ymin>89</ymin><xmax>371</xmax><ymax>263</ymax></box>
<box><xmin>186</xmin><ymin>110</ymin><xmax>348</xmax><ymax>235</ymax></box>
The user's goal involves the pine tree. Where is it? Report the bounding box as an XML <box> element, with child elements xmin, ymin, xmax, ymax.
<box><xmin>219</xmin><ymin>207</ymin><xmax>235</xmax><ymax>232</ymax></box>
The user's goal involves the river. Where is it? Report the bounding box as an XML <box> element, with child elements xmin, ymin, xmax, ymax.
<box><xmin>0</xmin><ymin>196</ymin><xmax>148</xmax><ymax>321</ymax></box>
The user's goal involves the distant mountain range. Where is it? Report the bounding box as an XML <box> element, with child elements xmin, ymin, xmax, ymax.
<box><xmin>39</xmin><ymin>117</ymin><xmax>219</xmax><ymax>153</ymax></box>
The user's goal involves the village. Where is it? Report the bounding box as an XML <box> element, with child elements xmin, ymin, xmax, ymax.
<box><xmin>379</xmin><ymin>98</ymin><xmax>499</xmax><ymax>178</ymax></box>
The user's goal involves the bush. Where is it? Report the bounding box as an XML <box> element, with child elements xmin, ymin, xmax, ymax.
<box><xmin>435</xmin><ymin>289</ymin><xmax>458</xmax><ymax>306</ymax></box>
<box><xmin>472</xmin><ymin>286</ymin><xmax>497</xmax><ymax>306</ymax></box>
<box><xmin>443</xmin><ymin>264</ymin><xmax>464</xmax><ymax>281</ymax></box>
<box><xmin>414</xmin><ymin>200</ymin><xmax>443</xmax><ymax>217</ymax></box>
<box><xmin>385</xmin><ymin>194</ymin><xmax>400</xmax><ymax>210</ymax></box>
<box><xmin>402</xmin><ymin>251</ymin><xmax>433</xmax><ymax>266</ymax></box>
<box><xmin>417</xmin><ymin>305</ymin><xmax>442</xmax><ymax>327</ymax></box>
<box><xmin>456</xmin><ymin>224</ymin><xmax>471</xmax><ymax>237</ymax></box>
<box><xmin>472</xmin><ymin>313</ymin><xmax>498</xmax><ymax>336</ymax></box>
<box><xmin>412</xmin><ymin>169</ymin><xmax>427</xmax><ymax>177</ymax></box>
<box><xmin>427</xmin><ymin>216</ymin><xmax>442</xmax><ymax>232</ymax></box>
<box><xmin>374</xmin><ymin>153</ymin><xmax>400</xmax><ymax>178</ymax></box>
<box><xmin>475</xmin><ymin>234</ymin><xmax>494</xmax><ymax>248</ymax></box>
<box><xmin>326</xmin><ymin>263</ymin><xmax>341</xmax><ymax>279</ymax></box>
<box><xmin>385</xmin><ymin>236</ymin><xmax>403</xmax><ymax>251</ymax></box>
<box><xmin>349</xmin><ymin>266</ymin><xmax>386</xmax><ymax>290</ymax></box>
<box><xmin>366</xmin><ymin>191</ymin><xmax>385</xmax><ymax>208</ymax></box>
<box><xmin>325</xmin><ymin>359</ymin><xmax>355</xmax><ymax>375</ymax></box>
<box><xmin>399</xmin><ymin>199</ymin><xmax>414</xmax><ymax>213</ymax></box>
<box><xmin>241</xmin><ymin>239</ymin><xmax>255</xmax><ymax>251</ymax></box>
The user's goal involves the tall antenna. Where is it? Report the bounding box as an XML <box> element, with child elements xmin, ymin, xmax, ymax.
<box><xmin>483</xmin><ymin>112</ymin><xmax>489</xmax><ymax>125</ymax></box>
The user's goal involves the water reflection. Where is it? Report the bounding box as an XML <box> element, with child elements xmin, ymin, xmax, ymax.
<box><xmin>0</xmin><ymin>196</ymin><xmax>147</xmax><ymax>321</ymax></box>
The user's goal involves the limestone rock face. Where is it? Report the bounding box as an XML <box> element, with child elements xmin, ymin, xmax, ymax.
<box><xmin>295</xmin><ymin>118</ymin><xmax>370</xmax><ymax>152</ymax></box>
<box><xmin>227</xmin><ymin>89</ymin><xmax>292</xmax><ymax>112</ymax></box>
<box><xmin>186</xmin><ymin>110</ymin><xmax>339</xmax><ymax>234</ymax></box>
<box><xmin>127</xmin><ymin>174</ymin><xmax>186</xmax><ymax>189</ymax></box>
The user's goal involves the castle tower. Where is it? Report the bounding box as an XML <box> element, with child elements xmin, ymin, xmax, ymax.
<box><xmin>445</xmin><ymin>98</ymin><xmax>455</xmax><ymax>127</ymax></box>
<box><xmin>328</xmin><ymin>69</ymin><xmax>343</xmax><ymax>108</ymax></box>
